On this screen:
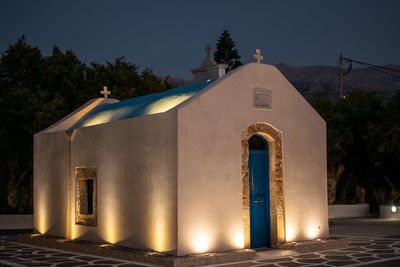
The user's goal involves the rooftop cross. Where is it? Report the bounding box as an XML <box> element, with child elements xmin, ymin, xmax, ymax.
<box><xmin>205</xmin><ymin>44</ymin><xmax>212</xmax><ymax>60</ymax></box>
<box><xmin>100</xmin><ymin>86</ymin><xmax>111</xmax><ymax>99</ymax></box>
<box><xmin>253</xmin><ymin>48</ymin><xmax>264</xmax><ymax>63</ymax></box>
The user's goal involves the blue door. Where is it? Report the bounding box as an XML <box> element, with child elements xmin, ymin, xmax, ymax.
<box><xmin>249</xmin><ymin>135</ymin><xmax>271</xmax><ymax>248</ymax></box>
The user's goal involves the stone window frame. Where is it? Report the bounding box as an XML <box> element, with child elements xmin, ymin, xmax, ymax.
<box><xmin>75</xmin><ymin>166</ymin><xmax>97</xmax><ymax>226</ymax></box>
<box><xmin>241</xmin><ymin>122</ymin><xmax>285</xmax><ymax>248</ymax></box>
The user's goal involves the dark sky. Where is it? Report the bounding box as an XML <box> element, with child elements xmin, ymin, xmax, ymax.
<box><xmin>1</xmin><ymin>0</ymin><xmax>399</xmax><ymax>79</ymax></box>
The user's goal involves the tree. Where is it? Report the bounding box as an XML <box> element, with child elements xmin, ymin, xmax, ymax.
<box><xmin>309</xmin><ymin>90</ymin><xmax>400</xmax><ymax>208</ymax></box>
<box><xmin>309</xmin><ymin>94</ymin><xmax>346</xmax><ymax>204</ymax></box>
<box><xmin>87</xmin><ymin>57</ymin><xmax>141</xmax><ymax>100</ymax></box>
<box><xmin>0</xmin><ymin>37</ymin><xmax>180</xmax><ymax>213</ymax></box>
<box><xmin>214</xmin><ymin>30</ymin><xmax>242</xmax><ymax>71</ymax></box>
<box><xmin>139</xmin><ymin>68</ymin><xmax>172</xmax><ymax>95</ymax></box>
<box><xmin>0</xmin><ymin>36</ymin><xmax>43</xmax><ymax>212</ymax></box>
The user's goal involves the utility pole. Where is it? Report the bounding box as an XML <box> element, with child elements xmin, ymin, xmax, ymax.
<box><xmin>339</xmin><ymin>53</ymin><xmax>344</xmax><ymax>99</ymax></box>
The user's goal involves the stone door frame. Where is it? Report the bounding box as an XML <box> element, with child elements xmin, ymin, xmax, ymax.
<box><xmin>241</xmin><ymin>122</ymin><xmax>285</xmax><ymax>248</ymax></box>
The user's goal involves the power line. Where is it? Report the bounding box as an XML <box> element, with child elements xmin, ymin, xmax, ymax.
<box><xmin>337</xmin><ymin>55</ymin><xmax>400</xmax><ymax>100</ymax></box>
<box><xmin>343</xmin><ymin>58</ymin><xmax>400</xmax><ymax>74</ymax></box>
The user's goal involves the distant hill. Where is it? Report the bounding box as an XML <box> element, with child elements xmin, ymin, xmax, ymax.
<box><xmin>164</xmin><ymin>64</ymin><xmax>400</xmax><ymax>99</ymax></box>
<box><xmin>275</xmin><ymin>63</ymin><xmax>400</xmax><ymax>98</ymax></box>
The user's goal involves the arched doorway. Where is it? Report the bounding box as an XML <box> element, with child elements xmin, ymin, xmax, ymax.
<box><xmin>248</xmin><ymin>135</ymin><xmax>270</xmax><ymax>248</ymax></box>
<box><xmin>241</xmin><ymin>122</ymin><xmax>285</xmax><ymax>248</ymax></box>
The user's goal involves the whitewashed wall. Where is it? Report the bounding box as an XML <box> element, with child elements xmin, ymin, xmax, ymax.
<box><xmin>176</xmin><ymin>63</ymin><xmax>328</xmax><ymax>255</ymax></box>
<box><xmin>34</xmin><ymin>111</ymin><xmax>178</xmax><ymax>253</ymax></box>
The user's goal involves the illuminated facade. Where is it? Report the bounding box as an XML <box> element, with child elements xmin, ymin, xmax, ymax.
<box><xmin>33</xmin><ymin>63</ymin><xmax>328</xmax><ymax>256</ymax></box>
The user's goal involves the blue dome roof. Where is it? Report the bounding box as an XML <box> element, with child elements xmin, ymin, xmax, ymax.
<box><xmin>69</xmin><ymin>81</ymin><xmax>212</xmax><ymax>130</ymax></box>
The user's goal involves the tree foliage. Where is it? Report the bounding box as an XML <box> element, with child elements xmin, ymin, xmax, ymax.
<box><xmin>309</xmin><ymin>91</ymin><xmax>400</xmax><ymax>209</ymax></box>
<box><xmin>0</xmin><ymin>37</ymin><xmax>173</xmax><ymax>213</ymax></box>
<box><xmin>214</xmin><ymin>30</ymin><xmax>242</xmax><ymax>71</ymax></box>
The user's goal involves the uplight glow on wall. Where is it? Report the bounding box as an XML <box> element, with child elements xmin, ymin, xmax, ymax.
<box><xmin>193</xmin><ymin>232</ymin><xmax>211</xmax><ymax>253</ymax></box>
<box><xmin>285</xmin><ymin>225</ymin><xmax>296</xmax><ymax>242</ymax></box>
<box><xmin>392</xmin><ymin>206</ymin><xmax>397</xmax><ymax>213</ymax></box>
<box><xmin>150</xmin><ymin>199</ymin><xmax>170</xmax><ymax>252</ymax></box>
<box><xmin>36</xmin><ymin>192</ymin><xmax>49</xmax><ymax>234</ymax></box>
<box><xmin>233</xmin><ymin>231</ymin><xmax>244</xmax><ymax>248</ymax></box>
<box><xmin>103</xmin><ymin>200</ymin><xmax>121</xmax><ymax>244</ymax></box>
<box><xmin>306</xmin><ymin>225</ymin><xmax>320</xmax><ymax>239</ymax></box>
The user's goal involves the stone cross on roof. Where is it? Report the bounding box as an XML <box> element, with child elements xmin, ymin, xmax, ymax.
<box><xmin>253</xmin><ymin>48</ymin><xmax>264</xmax><ymax>63</ymax></box>
<box><xmin>205</xmin><ymin>44</ymin><xmax>212</xmax><ymax>60</ymax></box>
<box><xmin>100</xmin><ymin>86</ymin><xmax>111</xmax><ymax>99</ymax></box>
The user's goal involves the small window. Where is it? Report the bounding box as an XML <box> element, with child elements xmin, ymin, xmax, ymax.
<box><xmin>75</xmin><ymin>166</ymin><xmax>97</xmax><ymax>226</ymax></box>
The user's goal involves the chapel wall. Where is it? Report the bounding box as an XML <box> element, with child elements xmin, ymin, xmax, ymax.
<box><xmin>68</xmin><ymin>110</ymin><xmax>178</xmax><ymax>253</ymax></box>
<box><xmin>176</xmin><ymin>63</ymin><xmax>328</xmax><ymax>255</ymax></box>
<box><xmin>33</xmin><ymin>131</ymin><xmax>68</xmax><ymax>237</ymax></box>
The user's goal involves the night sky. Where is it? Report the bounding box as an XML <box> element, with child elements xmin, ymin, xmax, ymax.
<box><xmin>1</xmin><ymin>0</ymin><xmax>399</xmax><ymax>79</ymax></box>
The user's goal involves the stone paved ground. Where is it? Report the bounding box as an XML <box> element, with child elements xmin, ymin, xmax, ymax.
<box><xmin>212</xmin><ymin>236</ymin><xmax>400</xmax><ymax>266</ymax></box>
<box><xmin>2</xmin><ymin>218</ymin><xmax>400</xmax><ymax>267</ymax></box>
<box><xmin>0</xmin><ymin>238</ymin><xmax>156</xmax><ymax>267</ymax></box>
<box><xmin>2</xmin><ymin>236</ymin><xmax>400</xmax><ymax>266</ymax></box>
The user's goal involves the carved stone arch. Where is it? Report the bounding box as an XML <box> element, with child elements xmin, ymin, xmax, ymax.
<box><xmin>241</xmin><ymin>122</ymin><xmax>285</xmax><ymax>248</ymax></box>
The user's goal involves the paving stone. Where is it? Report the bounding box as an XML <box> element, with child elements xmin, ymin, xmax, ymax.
<box><xmin>351</xmin><ymin>253</ymin><xmax>372</xmax><ymax>257</ymax></box>
<box><xmin>0</xmin><ymin>252</ymin><xmax>16</xmax><ymax>256</ymax></box>
<box><xmin>18</xmin><ymin>254</ymin><xmax>47</xmax><ymax>259</ymax></box>
<box><xmin>25</xmin><ymin>257</ymin><xmax>55</xmax><ymax>261</ymax></box>
<box><xmin>0</xmin><ymin>255</ymin><xmax>18</xmax><ymax>260</ymax></box>
<box><xmin>36</xmin><ymin>251</ymin><xmax>53</xmax><ymax>254</ymax></box>
<box><xmin>73</xmin><ymin>256</ymin><xmax>100</xmax><ymax>261</ymax></box>
<box><xmin>5</xmin><ymin>259</ymin><xmax>31</xmax><ymax>265</ymax></box>
<box><xmin>277</xmin><ymin>262</ymin><xmax>304</xmax><ymax>267</ymax></box>
<box><xmin>258</xmin><ymin>257</ymin><xmax>293</xmax><ymax>263</ymax></box>
<box><xmin>326</xmin><ymin>260</ymin><xmax>357</xmax><ymax>266</ymax></box>
<box><xmin>118</xmin><ymin>264</ymin><xmax>150</xmax><ymax>267</ymax></box>
<box><xmin>349</xmin><ymin>238</ymin><xmax>371</xmax><ymax>241</ymax></box>
<box><xmin>18</xmin><ymin>250</ymin><xmax>39</xmax><ymax>255</ymax></box>
<box><xmin>357</xmin><ymin>256</ymin><xmax>379</xmax><ymax>262</ymax></box>
<box><xmin>339</xmin><ymin>247</ymin><xmax>365</xmax><ymax>251</ymax></box>
<box><xmin>1</xmin><ymin>249</ymin><xmax>21</xmax><ymax>253</ymax></box>
<box><xmin>93</xmin><ymin>259</ymin><xmax>125</xmax><ymax>264</ymax></box>
<box><xmin>320</xmin><ymin>251</ymin><xmax>352</xmax><ymax>256</ymax></box>
<box><xmin>55</xmin><ymin>261</ymin><xmax>87</xmax><ymax>267</ymax></box>
<box><xmin>296</xmin><ymin>258</ymin><xmax>327</xmax><ymax>263</ymax></box>
<box><xmin>213</xmin><ymin>262</ymin><xmax>256</xmax><ymax>267</ymax></box>
<box><xmin>324</xmin><ymin>255</ymin><xmax>353</xmax><ymax>261</ymax></box>
<box><xmin>294</xmin><ymin>253</ymin><xmax>320</xmax><ymax>259</ymax></box>
<box><xmin>375</xmin><ymin>240</ymin><xmax>396</xmax><ymax>245</ymax></box>
<box><xmin>376</xmin><ymin>253</ymin><xmax>399</xmax><ymax>258</ymax></box>
<box><xmin>4</xmin><ymin>246</ymin><xmax>24</xmax><ymax>249</ymax></box>
<box><xmin>52</xmin><ymin>253</ymin><xmax>77</xmax><ymax>257</ymax></box>
<box><xmin>385</xmin><ymin>235</ymin><xmax>400</xmax><ymax>239</ymax></box>
<box><xmin>367</xmin><ymin>249</ymin><xmax>395</xmax><ymax>254</ymax></box>
<box><xmin>365</xmin><ymin>245</ymin><xmax>390</xmax><ymax>249</ymax></box>
<box><xmin>45</xmin><ymin>258</ymin><xmax>75</xmax><ymax>263</ymax></box>
<box><xmin>55</xmin><ymin>262</ymin><xmax>88</xmax><ymax>267</ymax></box>
<box><xmin>347</xmin><ymin>242</ymin><xmax>371</xmax><ymax>246</ymax></box>
<box><xmin>25</xmin><ymin>263</ymin><xmax>52</xmax><ymax>267</ymax></box>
